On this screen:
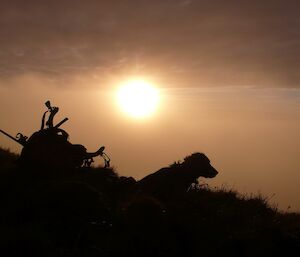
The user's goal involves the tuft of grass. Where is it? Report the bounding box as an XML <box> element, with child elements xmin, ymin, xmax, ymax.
<box><xmin>0</xmin><ymin>147</ymin><xmax>19</xmax><ymax>170</ymax></box>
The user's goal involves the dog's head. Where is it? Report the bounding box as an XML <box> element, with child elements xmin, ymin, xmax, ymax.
<box><xmin>182</xmin><ymin>152</ymin><xmax>218</xmax><ymax>178</ymax></box>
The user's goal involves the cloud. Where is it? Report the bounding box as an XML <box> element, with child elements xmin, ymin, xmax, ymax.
<box><xmin>0</xmin><ymin>0</ymin><xmax>299</xmax><ymax>87</ymax></box>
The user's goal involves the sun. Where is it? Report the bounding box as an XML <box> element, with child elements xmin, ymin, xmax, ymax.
<box><xmin>116</xmin><ymin>79</ymin><xmax>159</xmax><ymax>118</ymax></box>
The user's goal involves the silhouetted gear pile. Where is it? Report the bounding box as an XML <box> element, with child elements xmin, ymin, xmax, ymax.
<box><xmin>0</xmin><ymin>101</ymin><xmax>110</xmax><ymax>169</ymax></box>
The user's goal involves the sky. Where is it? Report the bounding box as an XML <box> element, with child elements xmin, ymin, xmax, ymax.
<box><xmin>0</xmin><ymin>0</ymin><xmax>300</xmax><ymax>211</ymax></box>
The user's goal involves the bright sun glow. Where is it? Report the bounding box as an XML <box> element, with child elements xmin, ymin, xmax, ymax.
<box><xmin>117</xmin><ymin>79</ymin><xmax>159</xmax><ymax>118</ymax></box>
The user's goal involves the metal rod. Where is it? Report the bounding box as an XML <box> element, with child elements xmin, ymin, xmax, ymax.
<box><xmin>54</xmin><ymin>118</ymin><xmax>69</xmax><ymax>128</ymax></box>
<box><xmin>0</xmin><ymin>129</ymin><xmax>24</xmax><ymax>146</ymax></box>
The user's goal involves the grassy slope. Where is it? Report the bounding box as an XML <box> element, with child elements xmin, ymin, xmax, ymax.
<box><xmin>0</xmin><ymin>147</ymin><xmax>299</xmax><ymax>257</ymax></box>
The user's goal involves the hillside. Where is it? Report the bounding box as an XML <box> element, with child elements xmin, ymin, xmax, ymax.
<box><xmin>0</xmin><ymin>147</ymin><xmax>299</xmax><ymax>257</ymax></box>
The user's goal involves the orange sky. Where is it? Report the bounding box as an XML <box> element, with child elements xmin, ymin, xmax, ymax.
<box><xmin>0</xmin><ymin>0</ymin><xmax>300</xmax><ymax>211</ymax></box>
<box><xmin>1</xmin><ymin>76</ymin><xmax>300</xmax><ymax>211</ymax></box>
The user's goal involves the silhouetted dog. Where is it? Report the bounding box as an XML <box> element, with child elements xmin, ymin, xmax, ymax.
<box><xmin>137</xmin><ymin>153</ymin><xmax>218</xmax><ymax>199</ymax></box>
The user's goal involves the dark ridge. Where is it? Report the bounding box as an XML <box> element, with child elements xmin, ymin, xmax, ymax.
<box><xmin>0</xmin><ymin>146</ymin><xmax>299</xmax><ymax>257</ymax></box>
<box><xmin>0</xmin><ymin>147</ymin><xmax>19</xmax><ymax>170</ymax></box>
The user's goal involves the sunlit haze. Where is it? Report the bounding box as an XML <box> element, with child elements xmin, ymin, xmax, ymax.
<box><xmin>0</xmin><ymin>0</ymin><xmax>300</xmax><ymax>212</ymax></box>
<box><xmin>116</xmin><ymin>79</ymin><xmax>159</xmax><ymax>118</ymax></box>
